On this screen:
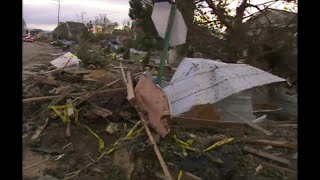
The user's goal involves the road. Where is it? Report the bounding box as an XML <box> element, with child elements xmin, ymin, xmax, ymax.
<box><xmin>23</xmin><ymin>42</ymin><xmax>62</xmax><ymax>65</ymax></box>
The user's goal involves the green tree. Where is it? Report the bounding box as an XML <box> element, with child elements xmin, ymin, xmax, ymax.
<box><xmin>129</xmin><ymin>0</ymin><xmax>162</xmax><ymax>51</ymax></box>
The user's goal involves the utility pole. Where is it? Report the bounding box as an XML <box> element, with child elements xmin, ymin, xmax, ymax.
<box><xmin>76</xmin><ymin>13</ymin><xmax>79</xmax><ymax>22</ymax></box>
<box><xmin>53</xmin><ymin>0</ymin><xmax>61</xmax><ymax>26</ymax></box>
<box><xmin>81</xmin><ymin>12</ymin><xmax>86</xmax><ymax>23</ymax></box>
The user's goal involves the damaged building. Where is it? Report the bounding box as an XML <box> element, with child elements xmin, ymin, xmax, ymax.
<box><xmin>53</xmin><ymin>21</ymin><xmax>86</xmax><ymax>42</ymax></box>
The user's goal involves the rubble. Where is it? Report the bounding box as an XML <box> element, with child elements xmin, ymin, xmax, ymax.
<box><xmin>23</xmin><ymin>40</ymin><xmax>296</xmax><ymax>180</ymax></box>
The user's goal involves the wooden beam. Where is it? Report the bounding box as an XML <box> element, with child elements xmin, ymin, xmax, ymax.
<box><xmin>227</xmin><ymin>111</ymin><xmax>273</xmax><ymax>136</ymax></box>
<box><xmin>126</xmin><ymin>71</ymin><xmax>135</xmax><ymax>102</ymax></box>
<box><xmin>23</xmin><ymin>88</ymin><xmax>125</xmax><ymax>103</ymax></box>
<box><xmin>243</xmin><ymin>146</ymin><xmax>293</xmax><ymax>168</ymax></box>
<box><xmin>243</xmin><ymin>139</ymin><xmax>297</xmax><ymax>150</ymax></box>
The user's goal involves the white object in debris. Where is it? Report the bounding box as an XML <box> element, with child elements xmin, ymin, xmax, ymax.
<box><xmin>50</xmin><ymin>52</ymin><xmax>81</xmax><ymax>69</ymax></box>
<box><xmin>130</xmin><ymin>48</ymin><xmax>147</xmax><ymax>55</ymax></box>
<box><xmin>252</xmin><ymin>115</ymin><xmax>267</xmax><ymax>123</ymax></box>
<box><xmin>163</xmin><ymin>58</ymin><xmax>286</xmax><ymax>116</ymax></box>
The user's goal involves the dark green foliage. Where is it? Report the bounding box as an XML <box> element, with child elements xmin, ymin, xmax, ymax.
<box><xmin>77</xmin><ymin>42</ymin><xmax>106</xmax><ymax>68</ymax></box>
<box><xmin>129</xmin><ymin>0</ymin><xmax>163</xmax><ymax>51</ymax></box>
<box><xmin>142</xmin><ymin>51</ymin><xmax>150</xmax><ymax>69</ymax></box>
<box><xmin>123</xmin><ymin>48</ymin><xmax>130</xmax><ymax>59</ymax></box>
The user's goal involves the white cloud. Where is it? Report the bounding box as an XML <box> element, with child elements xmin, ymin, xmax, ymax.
<box><xmin>23</xmin><ymin>0</ymin><xmax>130</xmax><ymax>30</ymax></box>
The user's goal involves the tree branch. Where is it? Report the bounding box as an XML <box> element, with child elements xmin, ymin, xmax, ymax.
<box><xmin>205</xmin><ymin>0</ymin><xmax>233</xmax><ymax>31</ymax></box>
<box><xmin>234</xmin><ymin>0</ymin><xmax>249</xmax><ymax>29</ymax></box>
<box><xmin>238</xmin><ymin>14</ymin><xmax>297</xmax><ymax>54</ymax></box>
<box><xmin>247</xmin><ymin>3</ymin><xmax>272</xmax><ymax>24</ymax></box>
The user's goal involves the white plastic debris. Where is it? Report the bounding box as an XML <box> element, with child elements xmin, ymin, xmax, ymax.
<box><xmin>130</xmin><ymin>48</ymin><xmax>147</xmax><ymax>55</ymax></box>
<box><xmin>50</xmin><ymin>52</ymin><xmax>81</xmax><ymax>69</ymax></box>
<box><xmin>163</xmin><ymin>58</ymin><xmax>286</xmax><ymax>116</ymax></box>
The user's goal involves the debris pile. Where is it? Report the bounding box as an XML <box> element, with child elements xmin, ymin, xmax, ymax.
<box><xmin>23</xmin><ymin>47</ymin><xmax>297</xmax><ymax>180</ymax></box>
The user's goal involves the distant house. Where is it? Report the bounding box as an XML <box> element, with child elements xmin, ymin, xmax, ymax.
<box><xmin>53</xmin><ymin>21</ymin><xmax>86</xmax><ymax>42</ymax></box>
<box><xmin>112</xmin><ymin>29</ymin><xmax>130</xmax><ymax>45</ymax></box>
<box><xmin>30</xmin><ymin>29</ymin><xmax>43</xmax><ymax>37</ymax></box>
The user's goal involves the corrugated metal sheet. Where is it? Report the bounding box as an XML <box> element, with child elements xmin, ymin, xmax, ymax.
<box><xmin>163</xmin><ymin>58</ymin><xmax>286</xmax><ymax>116</ymax></box>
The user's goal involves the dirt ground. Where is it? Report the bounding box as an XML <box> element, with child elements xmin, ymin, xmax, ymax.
<box><xmin>23</xmin><ymin>42</ymin><xmax>62</xmax><ymax>64</ymax></box>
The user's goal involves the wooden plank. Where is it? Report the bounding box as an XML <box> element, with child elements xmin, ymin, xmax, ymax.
<box><xmin>252</xmin><ymin>115</ymin><xmax>267</xmax><ymax>123</ymax></box>
<box><xmin>141</xmin><ymin>117</ymin><xmax>172</xmax><ymax>180</ymax></box>
<box><xmin>262</xmin><ymin>124</ymin><xmax>297</xmax><ymax>128</ymax></box>
<box><xmin>64</xmin><ymin>70</ymin><xmax>92</xmax><ymax>75</ymax></box>
<box><xmin>171</xmin><ymin>116</ymin><xmax>296</xmax><ymax>131</ymax></box>
<box><xmin>244</xmin><ymin>139</ymin><xmax>297</xmax><ymax>149</ymax></box>
<box><xmin>126</xmin><ymin>71</ymin><xmax>135</xmax><ymax>102</ymax></box>
<box><xmin>119</xmin><ymin>62</ymin><xmax>128</xmax><ymax>84</ymax></box>
<box><xmin>227</xmin><ymin>111</ymin><xmax>273</xmax><ymax>136</ymax></box>
<box><xmin>243</xmin><ymin>146</ymin><xmax>293</xmax><ymax>168</ymax></box>
<box><xmin>23</xmin><ymin>87</ymin><xmax>126</xmax><ymax>103</ymax></box>
<box><xmin>265</xmin><ymin>163</ymin><xmax>297</xmax><ymax>175</ymax></box>
<box><xmin>173</xmin><ymin>116</ymin><xmax>246</xmax><ymax>128</ymax></box>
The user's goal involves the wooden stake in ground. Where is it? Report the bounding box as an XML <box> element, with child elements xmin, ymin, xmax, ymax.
<box><xmin>141</xmin><ymin>117</ymin><xmax>172</xmax><ymax>180</ymax></box>
<box><xmin>227</xmin><ymin>111</ymin><xmax>273</xmax><ymax>136</ymax></box>
<box><xmin>124</xmin><ymin>70</ymin><xmax>172</xmax><ymax>180</ymax></box>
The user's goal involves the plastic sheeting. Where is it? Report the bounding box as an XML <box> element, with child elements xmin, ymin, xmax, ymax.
<box><xmin>50</xmin><ymin>52</ymin><xmax>81</xmax><ymax>69</ymax></box>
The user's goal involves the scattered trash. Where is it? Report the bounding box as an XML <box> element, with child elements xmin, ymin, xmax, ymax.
<box><xmin>50</xmin><ymin>52</ymin><xmax>81</xmax><ymax>69</ymax></box>
<box><xmin>23</xmin><ymin>20</ymin><xmax>296</xmax><ymax>180</ymax></box>
<box><xmin>50</xmin><ymin>101</ymin><xmax>79</xmax><ymax>124</ymax></box>
<box><xmin>130</xmin><ymin>48</ymin><xmax>147</xmax><ymax>55</ymax></box>
<box><xmin>53</xmin><ymin>154</ymin><xmax>65</xmax><ymax>161</ymax></box>
<box><xmin>106</xmin><ymin>123</ymin><xmax>120</xmax><ymax>134</ymax></box>
<box><xmin>31</xmin><ymin>118</ymin><xmax>49</xmax><ymax>140</ymax></box>
<box><xmin>203</xmin><ymin>137</ymin><xmax>234</xmax><ymax>152</ymax></box>
<box><xmin>252</xmin><ymin>115</ymin><xmax>267</xmax><ymax>123</ymax></box>
<box><xmin>255</xmin><ymin>164</ymin><xmax>263</xmax><ymax>175</ymax></box>
<box><xmin>174</xmin><ymin>135</ymin><xmax>196</xmax><ymax>156</ymax></box>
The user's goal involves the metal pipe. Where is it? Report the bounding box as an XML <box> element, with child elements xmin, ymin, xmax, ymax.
<box><xmin>156</xmin><ymin>2</ymin><xmax>177</xmax><ymax>85</ymax></box>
